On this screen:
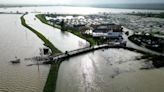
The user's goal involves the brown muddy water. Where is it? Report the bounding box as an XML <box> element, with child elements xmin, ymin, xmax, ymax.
<box><xmin>0</xmin><ymin>14</ymin><xmax>50</xmax><ymax>92</ymax></box>
<box><xmin>56</xmin><ymin>49</ymin><xmax>164</xmax><ymax>92</ymax></box>
<box><xmin>0</xmin><ymin>12</ymin><xmax>164</xmax><ymax>92</ymax></box>
<box><xmin>0</xmin><ymin>13</ymin><xmax>89</xmax><ymax>92</ymax></box>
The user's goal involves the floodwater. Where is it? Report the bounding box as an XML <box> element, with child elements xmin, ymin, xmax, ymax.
<box><xmin>0</xmin><ymin>13</ymin><xmax>89</xmax><ymax>92</ymax></box>
<box><xmin>56</xmin><ymin>49</ymin><xmax>164</xmax><ymax>92</ymax></box>
<box><xmin>0</xmin><ymin>14</ymin><xmax>50</xmax><ymax>92</ymax></box>
<box><xmin>0</xmin><ymin>6</ymin><xmax>164</xmax><ymax>92</ymax></box>
<box><xmin>24</xmin><ymin>13</ymin><xmax>89</xmax><ymax>52</ymax></box>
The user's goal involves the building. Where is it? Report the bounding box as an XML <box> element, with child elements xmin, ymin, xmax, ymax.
<box><xmin>92</xmin><ymin>24</ymin><xmax>123</xmax><ymax>38</ymax></box>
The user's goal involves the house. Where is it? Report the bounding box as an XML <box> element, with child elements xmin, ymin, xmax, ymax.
<box><xmin>73</xmin><ymin>24</ymin><xmax>86</xmax><ymax>30</ymax></box>
<box><xmin>92</xmin><ymin>24</ymin><xmax>123</xmax><ymax>38</ymax></box>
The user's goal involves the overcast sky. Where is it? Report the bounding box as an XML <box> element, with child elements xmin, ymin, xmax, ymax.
<box><xmin>1</xmin><ymin>0</ymin><xmax>164</xmax><ymax>5</ymax></box>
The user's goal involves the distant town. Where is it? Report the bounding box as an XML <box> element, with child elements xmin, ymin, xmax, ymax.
<box><xmin>41</xmin><ymin>13</ymin><xmax>164</xmax><ymax>53</ymax></box>
<box><xmin>45</xmin><ymin>13</ymin><xmax>164</xmax><ymax>36</ymax></box>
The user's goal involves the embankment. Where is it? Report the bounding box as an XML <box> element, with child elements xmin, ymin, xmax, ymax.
<box><xmin>21</xmin><ymin>14</ymin><xmax>61</xmax><ymax>92</ymax></box>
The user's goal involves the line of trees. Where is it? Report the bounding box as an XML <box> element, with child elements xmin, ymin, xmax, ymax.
<box><xmin>128</xmin><ymin>12</ymin><xmax>164</xmax><ymax>18</ymax></box>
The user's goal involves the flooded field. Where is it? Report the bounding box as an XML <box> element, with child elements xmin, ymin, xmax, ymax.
<box><xmin>56</xmin><ymin>49</ymin><xmax>164</xmax><ymax>92</ymax></box>
<box><xmin>0</xmin><ymin>14</ymin><xmax>50</xmax><ymax>92</ymax></box>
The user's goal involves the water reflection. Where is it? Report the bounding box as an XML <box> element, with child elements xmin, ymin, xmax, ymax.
<box><xmin>56</xmin><ymin>49</ymin><xmax>140</xmax><ymax>92</ymax></box>
<box><xmin>81</xmin><ymin>56</ymin><xmax>95</xmax><ymax>92</ymax></box>
<box><xmin>56</xmin><ymin>49</ymin><xmax>164</xmax><ymax>92</ymax></box>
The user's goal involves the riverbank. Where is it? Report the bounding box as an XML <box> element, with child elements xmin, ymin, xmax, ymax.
<box><xmin>36</xmin><ymin>14</ymin><xmax>98</xmax><ymax>46</ymax></box>
<box><xmin>21</xmin><ymin>14</ymin><xmax>62</xmax><ymax>92</ymax></box>
<box><xmin>35</xmin><ymin>14</ymin><xmax>61</xmax><ymax>29</ymax></box>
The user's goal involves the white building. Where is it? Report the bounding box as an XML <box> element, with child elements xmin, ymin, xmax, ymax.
<box><xmin>92</xmin><ymin>24</ymin><xmax>123</xmax><ymax>38</ymax></box>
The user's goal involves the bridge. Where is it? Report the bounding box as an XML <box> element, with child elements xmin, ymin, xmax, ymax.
<box><xmin>42</xmin><ymin>41</ymin><xmax>164</xmax><ymax>64</ymax></box>
<box><xmin>43</xmin><ymin>43</ymin><xmax>132</xmax><ymax>64</ymax></box>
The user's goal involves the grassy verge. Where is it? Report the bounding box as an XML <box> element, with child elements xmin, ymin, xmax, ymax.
<box><xmin>21</xmin><ymin>14</ymin><xmax>61</xmax><ymax>54</ymax></box>
<box><xmin>67</xmin><ymin>29</ymin><xmax>97</xmax><ymax>45</ymax></box>
<box><xmin>21</xmin><ymin>14</ymin><xmax>62</xmax><ymax>92</ymax></box>
<box><xmin>36</xmin><ymin>14</ymin><xmax>98</xmax><ymax>46</ymax></box>
<box><xmin>43</xmin><ymin>62</ymin><xmax>61</xmax><ymax>92</ymax></box>
<box><xmin>36</xmin><ymin>14</ymin><xmax>61</xmax><ymax>29</ymax></box>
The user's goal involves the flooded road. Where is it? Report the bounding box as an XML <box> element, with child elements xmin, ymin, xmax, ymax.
<box><xmin>0</xmin><ymin>14</ymin><xmax>50</xmax><ymax>92</ymax></box>
<box><xmin>56</xmin><ymin>49</ymin><xmax>164</xmax><ymax>92</ymax></box>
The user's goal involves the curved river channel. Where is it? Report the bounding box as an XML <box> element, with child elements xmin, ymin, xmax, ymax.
<box><xmin>0</xmin><ymin>6</ymin><xmax>164</xmax><ymax>92</ymax></box>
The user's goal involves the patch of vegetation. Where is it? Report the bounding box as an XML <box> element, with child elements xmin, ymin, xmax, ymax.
<box><xmin>150</xmin><ymin>56</ymin><xmax>164</xmax><ymax>68</ymax></box>
<box><xmin>36</xmin><ymin>14</ymin><xmax>61</xmax><ymax>29</ymax></box>
<box><xmin>66</xmin><ymin>29</ymin><xmax>97</xmax><ymax>45</ymax></box>
<box><xmin>43</xmin><ymin>62</ymin><xmax>61</xmax><ymax>92</ymax></box>
<box><xmin>138</xmin><ymin>55</ymin><xmax>164</xmax><ymax>69</ymax></box>
<box><xmin>128</xmin><ymin>12</ymin><xmax>164</xmax><ymax>18</ymax></box>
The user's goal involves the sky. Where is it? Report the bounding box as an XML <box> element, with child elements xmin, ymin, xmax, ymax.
<box><xmin>0</xmin><ymin>0</ymin><xmax>164</xmax><ymax>5</ymax></box>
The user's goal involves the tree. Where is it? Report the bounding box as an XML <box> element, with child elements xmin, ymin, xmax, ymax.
<box><xmin>60</xmin><ymin>19</ymin><xmax>66</xmax><ymax>31</ymax></box>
